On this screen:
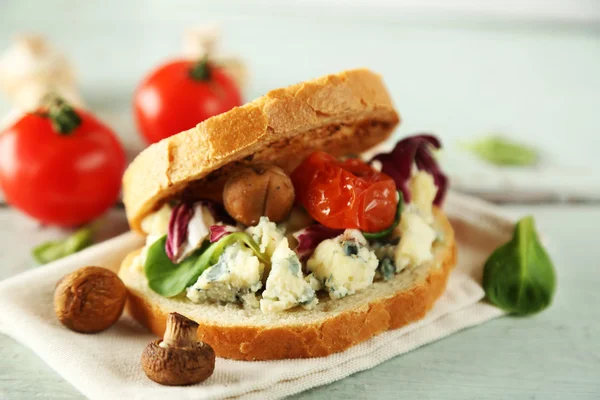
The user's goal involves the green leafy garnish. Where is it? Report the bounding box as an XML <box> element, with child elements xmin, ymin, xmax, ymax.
<box><xmin>145</xmin><ymin>232</ymin><xmax>269</xmax><ymax>297</ymax></box>
<box><xmin>32</xmin><ymin>227</ymin><xmax>93</xmax><ymax>264</ymax></box>
<box><xmin>363</xmin><ymin>191</ymin><xmax>404</xmax><ymax>241</ymax></box>
<box><xmin>462</xmin><ymin>136</ymin><xmax>538</xmax><ymax>166</ymax></box>
<box><xmin>483</xmin><ymin>216</ymin><xmax>556</xmax><ymax>315</ymax></box>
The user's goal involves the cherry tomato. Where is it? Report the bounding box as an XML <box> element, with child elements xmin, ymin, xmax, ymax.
<box><xmin>134</xmin><ymin>58</ymin><xmax>242</xmax><ymax>144</ymax></box>
<box><xmin>291</xmin><ymin>152</ymin><xmax>397</xmax><ymax>232</ymax></box>
<box><xmin>0</xmin><ymin>99</ymin><xmax>126</xmax><ymax>227</ymax></box>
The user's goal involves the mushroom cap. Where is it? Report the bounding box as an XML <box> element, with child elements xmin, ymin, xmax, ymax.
<box><xmin>223</xmin><ymin>164</ymin><xmax>295</xmax><ymax>226</ymax></box>
<box><xmin>141</xmin><ymin>340</ymin><xmax>216</xmax><ymax>386</ymax></box>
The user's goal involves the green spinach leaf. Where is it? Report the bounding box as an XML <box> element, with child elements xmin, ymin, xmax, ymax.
<box><xmin>145</xmin><ymin>232</ymin><xmax>269</xmax><ymax>297</ymax></box>
<box><xmin>32</xmin><ymin>227</ymin><xmax>93</xmax><ymax>264</ymax></box>
<box><xmin>363</xmin><ymin>191</ymin><xmax>403</xmax><ymax>241</ymax></box>
<box><xmin>462</xmin><ymin>136</ymin><xmax>538</xmax><ymax>166</ymax></box>
<box><xmin>482</xmin><ymin>216</ymin><xmax>556</xmax><ymax>315</ymax></box>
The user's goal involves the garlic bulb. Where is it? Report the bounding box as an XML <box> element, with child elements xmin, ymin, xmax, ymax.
<box><xmin>0</xmin><ymin>34</ymin><xmax>83</xmax><ymax>112</ymax></box>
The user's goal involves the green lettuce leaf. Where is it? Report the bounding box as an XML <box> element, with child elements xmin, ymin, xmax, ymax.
<box><xmin>145</xmin><ymin>232</ymin><xmax>269</xmax><ymax>297</ymax></box>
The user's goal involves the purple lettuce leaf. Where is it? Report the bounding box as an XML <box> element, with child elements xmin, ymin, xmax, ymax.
<box><xmin>165</xmin><ymin>203</ymin><xmax>193</xmax><ymax>262</ymax></box>
<box><xmin>371</xmin><ymin>134</ymin><xmax>448</xmax><ymax>206</ymax></box>
<box><xmin>293</xmin><ymin>224</ymin><xmax>343</xmax><ymax>261</ymax></box>
<box><xmin>166</xmin><ymin>199</ymin><xmax>229</xmax><ymax>263</ymax></box>
<box><xmin>209</xmin><ymin>225</ymin><xmax>239</xmax><ymax>243</ymax></box>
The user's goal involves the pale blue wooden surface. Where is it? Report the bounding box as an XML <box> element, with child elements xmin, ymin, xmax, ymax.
<box><xmin>0</xmin><ymin>205</ymin><xmax>598</xmax><ymax>399</ymax></box>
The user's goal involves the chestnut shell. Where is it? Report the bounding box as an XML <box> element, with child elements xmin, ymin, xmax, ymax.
<box><xmin>54</xmin><ymin>266</ymin><xmax>127</xmax><ymax>333</ymax></box>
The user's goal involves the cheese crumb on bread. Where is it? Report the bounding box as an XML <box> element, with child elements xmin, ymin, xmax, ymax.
<box><xmin>186</xmin><ymin>242</ymin><xmax>264</xmax><ymax>307</ymax></box>
<box><xmin>307</xmin><ymin>230</ymin><xmax>379</xmax><ymax>299</ymax></box>
<box><xmin>132</xmin><ymin>204</ymin><xmax>172</xmax><ymax>271</ymax></box>
<box><xmin>260</xmin><ymin>238</ymin><xmax>317</xmax><ymax>312</ymax></box>
<box><xmin>246</xmin><ymin>217</ymin><xmax>285</xmax><ymax>257</ymax></box>
<box><xmin>408</xmin><ymin>170</ymin><xmax>437</xmax><ymax>223</ymax></box>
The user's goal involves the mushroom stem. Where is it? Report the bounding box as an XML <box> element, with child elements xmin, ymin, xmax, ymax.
<box><xmin>162</xmin><ymin>313</ymin><xmax>199</xmax><ymax>348</ymax></box>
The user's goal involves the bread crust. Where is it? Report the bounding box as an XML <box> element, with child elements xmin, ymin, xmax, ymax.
<box><xmin>120</xmin><ymin>210</ymin><xmax>456</xmax><ymax>361</ymax></box>
<box><xmin>123</xmin><ymin>69</ymin><xmax>400</xmax><ymax>232</ymax></box>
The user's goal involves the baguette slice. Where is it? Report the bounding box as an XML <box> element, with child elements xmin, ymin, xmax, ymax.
<box><xmin>119</xmin><ymin>208</ymin><xmax>456</xmax><ymax>361</ymax></box>
<box><xmin>123</xmin><ymin>68</ymin><xmax>400</xmax><ymax>232</ymax></box>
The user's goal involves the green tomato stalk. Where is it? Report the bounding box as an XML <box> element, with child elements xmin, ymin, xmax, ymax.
<box><xmin>38</xmin><ymin>95</ymin><xmax>82</xmax><ymax>135</ymax></box>
<box><xmin>189</xmin><ymin>55</ymin><xmax>212</xmax><ymax>81</ymax></box>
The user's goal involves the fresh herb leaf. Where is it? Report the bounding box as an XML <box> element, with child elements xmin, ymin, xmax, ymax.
<box><xmin>482</xmin><ymin>216</ymin><xmax>556</xmax><ymax>315</ymax></box>
<box><xmin>363</xmin><ymin>191</ymin><xmax>403</xmax><ymax>241</ymax></box>
<box><xmin>462</xmin><ymin>136</ymin><xmax>538</xmax><ymax>166</ymax></box>
<box><xmin>145</xmin><ymin>236</ymin><xmax>209</xmax><ymax>297</ymax></box>
<box><xmin>32</xmin><ymin>227</ymin><xmax>93</xmax><ymax>264</ymax></box>
<box><xmin>145</xmin><ymin>232</ymin><xmax>269</xmax><ymax>297</ymax></box>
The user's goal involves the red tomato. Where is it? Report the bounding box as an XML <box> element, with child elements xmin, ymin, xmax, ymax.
<box><xmin>291</xmin><ymin>152</ymin><xmax>397</xmax><ymax>232</ymax></box>
<box><xmin>134</xmin><ymin>59</ymin><xmax>242</xmax><ymax>144</ymax></box>
<box><xmin>0</xmin><ymin>103</ymin><xmax>126</xmax><ymax>227</ymax></box>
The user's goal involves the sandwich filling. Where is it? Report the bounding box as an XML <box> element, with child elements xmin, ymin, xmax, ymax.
<box><xmin>132</xmin><ymin>134</ymin><xmax>448</xmax><ymax>314</ymax></box>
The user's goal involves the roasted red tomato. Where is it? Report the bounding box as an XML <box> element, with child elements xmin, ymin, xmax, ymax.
<box><xmin>0</xmin><ymin>98</ymin><xmax>126</xmax><ymax>227</ymax></box>
<box><xmin>134</xmin><ymin>58</ymin><xmax>242</xmax><ymax>144</ymax></box>
<box><xmin>291</xmin><ymin>152</ymin><xmax>397</xmax><ymax>232</ymax></box>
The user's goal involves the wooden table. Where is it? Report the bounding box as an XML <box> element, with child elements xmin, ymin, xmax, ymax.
<box><xmin>1</xmin><ymin>204</ymin><xmax>598</xmax><ymax>399</ymax></box>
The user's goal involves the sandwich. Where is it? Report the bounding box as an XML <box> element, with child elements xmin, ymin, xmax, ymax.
<box><xmin>119</xmin><ymin>68</ymin><xmax>456</xmax><ymax>361</ymax></box>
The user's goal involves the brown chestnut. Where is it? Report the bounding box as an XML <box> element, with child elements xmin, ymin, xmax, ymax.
<box><xmin>223</xmin><ymin>164</ymin><xmax>295</xmax><ymax>226</ymax></box>
<box><xmin>54</xmin><ymin>266</ymin><xmax>127</xmax><ymax>333</ymax></box>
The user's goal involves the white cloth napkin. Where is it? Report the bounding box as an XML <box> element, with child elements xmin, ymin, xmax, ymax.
<box><xmin>0</xmin><ymin>192</ymin><xmax>510</xmax><ymax>400</ymax></box>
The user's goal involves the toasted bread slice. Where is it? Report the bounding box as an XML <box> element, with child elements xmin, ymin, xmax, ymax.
<box><xmin>123</xmin><ymin>68</ymin><xmax>400</xmax><ymax>232</ymax></box>
<box><xmin>118</xmin><ymin>208</ymin><xmax>455</xmax><ymax>361</ymax></box>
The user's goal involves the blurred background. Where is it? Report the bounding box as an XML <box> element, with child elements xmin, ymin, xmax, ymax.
<box><xmin>1</xmin><ymin>0</ymin><xmax>599</xmax><ymax>206</ymax></box>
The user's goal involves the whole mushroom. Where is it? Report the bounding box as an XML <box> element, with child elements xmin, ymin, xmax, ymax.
<box><xmin>141</xmin><ymin>312</ymin><xmax>215</xmax><ymax>386</ymax></box>
<box><xmin>54</xmin><ymin>266</ymin><xmax>127</xmax><ymax>333</ymax></box>
<box><xmin>223</xmin><ymin>164</ymin><xmax>295</xmax><ymax>226</ymax></box>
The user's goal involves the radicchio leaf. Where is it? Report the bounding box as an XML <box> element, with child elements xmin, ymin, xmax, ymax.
<box><xmin>166</xmin><ymin>200</ymin><xmax>229</xmax><ymax>263</ymax></box>
<box><xmin>165</xmin><ymin>203</ymin><xmax>193</xmax><ymax>262</ymax></box>
<box><xmin>209</xmin><ymin>225</ymin><xmax>239</xmax><ymax>243</ymax></box>
<box><xmin>293</xmin><ymin>224</ymin><xmax>343</xmax><ymax>261</ymax></box>
<box><xmin>371</xmin><ymin>134</ymin><xmax>448</xmax><ymax>206</ymax></box>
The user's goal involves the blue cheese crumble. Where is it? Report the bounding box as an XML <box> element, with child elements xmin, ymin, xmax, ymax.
<box><xmin>246</xmin><ymin>216</ymin><xmax>284</xmax><ymax>257</ymax></box>
<box><xmin>260</xmin><ymin>238</ymin><xmax>318</xmax><ymax>312</ymax></box>
<box><xmin>407</xmin><ymin>170</ymin><xmax>437</xmax><ymax>223</ymax></box>
<box><xmin>394</xmin><ymin>210</ymin><xmax>436</xmax><ymax>271</ymax></box>
<box><xmin>391</xmin><ymin>171</ymin><xmax>437</xmax><ymax>272</ymax></box>
<box><xmin>132</xmin><ymin>203</ymin><xmax>172</xmax><ymax>271</ymax></box>
<box><xmin>307</xmin><ymin>229</ymin><xmax>379</xmax><ymax>299</ymax></box>
<box><xmin>186</xmin><ymin>242</ymin><xmax>264</xmax><ymax>307</ymax></box>
<box><xmin>371</xmin><ymin>238</ymin><xmax>399</xmax><ymax>280</ymax></box>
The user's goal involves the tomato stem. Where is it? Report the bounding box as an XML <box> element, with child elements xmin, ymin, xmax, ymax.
<box><xmin>47</xmin><ymin>97</ymin><xmax>82</xmax><ymax>135</ymax></box>
<box><xmin>189</xmin><ymin>56</ymin><xmax>212</xmax><ymax>81</ymax></box>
